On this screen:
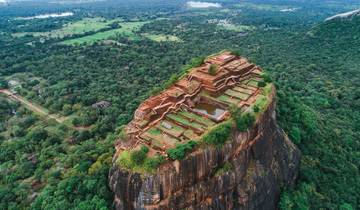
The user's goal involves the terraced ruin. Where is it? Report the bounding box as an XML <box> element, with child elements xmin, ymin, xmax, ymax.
<box><xmin>110</xmin><ymin>51</ymin><xmax>300</xmax><ymax>210</ymax></box>
<box><xmin>117</xmin><ymin>51</ymin><xmax>270</xmax><ymax>158</ymax></box>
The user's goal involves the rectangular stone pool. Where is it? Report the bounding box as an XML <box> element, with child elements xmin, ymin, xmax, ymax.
<box><xmin>192</xmin><ymin>102</ymin><xmax>227</xmax><ymax>122</ymax></box>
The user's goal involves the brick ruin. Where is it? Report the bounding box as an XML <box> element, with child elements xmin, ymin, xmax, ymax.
<box><xmin>117</xmin><ymin>51</ymin><xmax>266</xmax><ymax>157</ymax></box>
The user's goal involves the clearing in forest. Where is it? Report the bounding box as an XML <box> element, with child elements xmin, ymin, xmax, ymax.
<box><xmin>61</xmin><ymin>21</ymin><xmax>149</xmax><ymax>45</ymax></box>
<box><xmin>142</xmin><ymin>33</ymin><xmax>183</xmax><ymax>42</ymax></box>
<box><xmin>218</xmin><ymin>23</ymin><xmax>255</xmax><ymax>32</ymax></box>
<box><xmin>12</xmin><ymin>17</ymin><xmax>123</xmax><ymax>39</ymax></box>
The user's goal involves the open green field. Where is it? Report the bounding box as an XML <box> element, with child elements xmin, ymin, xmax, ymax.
<box><xmin>218</xmin><ymin>23</ymin><xmax>255</xmax><ymax>32</ymax></box>
<box><xmin>61</xmin><ymin>21</ymin><xmax>149</xmax><ymax>45</ymax></box>
<box><xmin>142</xmin><ymin>33</ymin><xmax>182</xmax><ymax>42</ymax></box>
<box><xmin>12</xmin><ymin>17</ymin><xmax>123</xmax><ymax>39</ymax></box>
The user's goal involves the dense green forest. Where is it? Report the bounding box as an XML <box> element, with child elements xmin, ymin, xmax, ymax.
<box><xmin>0</xmin><ymin>0</ymin><xmax>359</xmax><ymax>209</ymax></box>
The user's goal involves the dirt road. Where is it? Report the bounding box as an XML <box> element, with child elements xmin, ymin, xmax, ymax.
<box><xmin>0</xmin><ymin>89</ymin><xmax>67</xmax><ymax>123</ymax></box>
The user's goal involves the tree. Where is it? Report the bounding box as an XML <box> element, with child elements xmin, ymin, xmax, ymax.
<box><xmin>0</xmin><ymin>79</ymin><xmax>8</xmax><ymax>89</ymax></box>
<box><xmin>130</xmin><ymin>145</ymin><xmax>149</xmax><ymax>165</ymax></box>
<box><xmin>208</xmin><ymin>64</ymin><xmax>217</xmax><ymax>75</ymax></box>
<box><xmin>257</xmin><ymin>81</ymin><xmax>266</xmax><ymax>87</ymax></box>
<box><xmin>167</xmin><ymin>141</ymin><xmax>197</xmax><ymax>160</ymax></box>
<box><xmin>230</xmin><ymin>107</ymin><xmax>255</xmax><ymax>132</ymax></box>
<box><xmin>289</xmin><ymin>126</ymin><xmax>301</xmax><ymax>144</ymax></box>
<box><xmin>202</xmin><ymin>121</ymin><xmax>232</xmax><ymax>146</ymax></box>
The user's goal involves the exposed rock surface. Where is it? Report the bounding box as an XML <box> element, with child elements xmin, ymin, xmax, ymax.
<box><xmin>109</xmin><ymin>93</ymin><xmax>301</xmax><ymax>210</ymax></box>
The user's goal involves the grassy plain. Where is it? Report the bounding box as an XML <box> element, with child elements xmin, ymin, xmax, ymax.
<box><xmin>218</xmin><ymin>23</ymin><xmax>255</xmax><ymax>32</ymax></box>
<box><xmin>61</xmin><ymin>21</ymin><xmax>149</xmax><ymax>45</ymax></box>
<box><xmin>13</xmin><ymin>17</ymin><xmax>123</xmax><ymax>39</ymax></box>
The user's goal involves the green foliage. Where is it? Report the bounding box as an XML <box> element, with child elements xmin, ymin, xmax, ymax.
<box><xmin>214</xmin><ymin>162</ymin><xmax>233</xmax><ymax>177</ymax></box>
<box><xmin>130</xmin><ymin>145</ymin><xmax>149</xmax><ymax>165</ymax></box>
<box><xmin>253</xmin><ymin>105</ymin><xmax>260</xmax><ymax>113</ymax></box>
<box><xmin>0</xmin><ymin>106</ymin><xmax>115</xmax><ymax>210</ymax></box>
<box><xmin>339</xmin><ymin>203</ymin><xmax>354</xmax><ymax>210</ymax></box>
<box><xmin>1</xmin><ymin>2</ymin><xmax>360</xmax><ymax>209</ymax></box>
<box><xmin>208</xmin><ymin>64</ymin><xmax>217</xmax><ymax>75</ymax></box>
<box><xmin>279</xmin><ymin>183</ymin><xmax>315</xmax><ymax>210</ymax></box>
<box><xmin>230</xmin><ymin>107</ymin><xmax>256</xmax><ymax>132</ymax></box>
<box><xmin>230</xmin><ymin>50</ymin><xmax>241</xmax><ymax>56</ymax></box>
<box><xmin>257</xmin><ymin>80</ymin><xmax>267</xmax><ymax>87</ymax></box>
<box><xmin>289</xmin><ymin>126</ymin><xmax>301</xmax><ymax>144</ymax></box>
<box><xmin>167</xmin><ymin>140</ymin><xmax>197</xmax><ymax>160</ymax></box>
<box><xmin>0</xmin><ymin>78</ymin><xmax>8</xmax><ymax>88</ymax></box>
<box><xmin>202</xmin><ymin>120</ymin><xmax>232</xmax><ymax>146</ymax></box>
<box><xmin>143</xmin><ymin>155</ymin><xmax>165</xmax><ymax>171</ymax></box>
<box><xmin>262</xmin><ymin>73</ymin><xmax>272</xmax><ymax>83</ymax></box>
<box><xmin>118</xmin><ymin>147</ymin><xmax>165</xmax><ymax>173</ymax></box>
<box><xmin>117</xmin><ymin>125</ymin><xmax>128</xmax><ymax>141</ymax></box>
<box><xmin>150</xmin><ymin>56</ymin><xmax>205</xmax><ymax>95</ymax></box>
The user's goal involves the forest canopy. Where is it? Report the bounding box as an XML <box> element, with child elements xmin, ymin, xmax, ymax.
<box><xmin>0</xmin><ymin>0</ymin><xmax>359</xmax><ymax>209</ymax></box>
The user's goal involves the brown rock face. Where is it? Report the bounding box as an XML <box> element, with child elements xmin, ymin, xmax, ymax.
<box><xmin>109</xmin><ymin>96</ymin><xmax>300</xmax><ymax>210</ymax></box>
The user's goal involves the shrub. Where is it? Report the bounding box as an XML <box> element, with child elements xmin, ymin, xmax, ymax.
<box><xmin>257</xmin><ymin>81</ymin><xmax>267</xmax><ymax>87</ymax></box>
<box><xmin>253</xmin><ymin>105</ymin><xmax>260</xmax><ymax>113</ymax></box>
<box><xmin>167</xmin><ymin>140</ymin><xmax>197</xmax><ymax>160</ymax></box>
<box><xmin>117</xmin><ymin>125</ymin><xmax>128</xmax><ymax>141</ymax></box>
<box><xmin>262</xmin><ymin>73</ymin><xmax>272</xmax><ymax>83</ymax></box>
<box><xmin>233</xmin><ymin>112</ymin><xmax>255</xmax><ymax>132</ymax></box>
<box><xmin>0</xmin><ymin>79</ymin><xmax>8</xmax><ymax>89</ymax></box>
<box><xmin>117</xmin><ymin>151</ymin><xmax>133</xmax><ymax>169</ymax></box>
<box><xmin>72</xmin><ymin>117</ymin><xmax>82</xmax><ymax>126</ymax></box>
<box><xmin>76</xmin><ymin>130</ymin><xmax>92</xmax><ymax>142</ymax></box>
<box><xmin>202</xmin><ymin>121</ymin><xmax>232</xmax><ymax>146</ymax></box>
<box><xmin>214</xmin><ymin>162</ymin><xmax>233</xmax><ymax>176</ymax></box>
<box><xmin>163</xmin><ymin>73</ymin><xmax>179</xmax><ymax>89</ymax></box>
<box><xmin>118</xmin><ymin>147</ymin><xmax>165</xmax><ymax>173</ymax></box>
<box><xmin>189</xmin><ymin>56</ymin><xmax>205</xmax><ymax>68</ymax></box>
<box><xmin>230</xmin><ymin>50</ymin><xmax>241</xmax><ymax>56</ymax></box>
<box><xmin>208</xmin><ymin>64</ymin><xmax>217</xmax><ymax>75</ymax></box>
<box><xmin>130</xmin><ymin>145</ymin><xmax>149</xmax><ymax>165</ymax></box>
<box><xmin>144</xmin><ymin>155</ymin><xmax>165</xmax><ymax>171</ymax></box>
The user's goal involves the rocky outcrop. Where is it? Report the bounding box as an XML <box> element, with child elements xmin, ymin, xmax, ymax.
<box><xmin>109</xmin><ymin>92</ymin><xmax>300</xmax><ymax>210</ymax></box>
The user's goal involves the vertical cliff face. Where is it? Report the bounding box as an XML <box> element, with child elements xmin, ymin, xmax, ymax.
<box><xmin>109</xmin><ymin>94</ymin><xmax>301</xmax><ymax>210</ymax></box>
